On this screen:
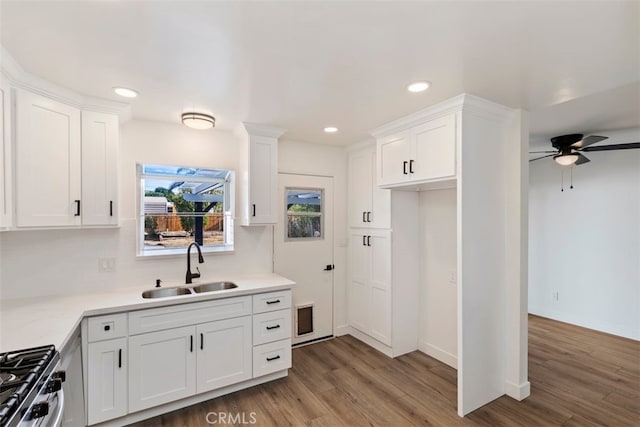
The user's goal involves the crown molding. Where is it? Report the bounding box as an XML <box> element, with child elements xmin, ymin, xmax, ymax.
<box><xmin>346</xmin><ymin>138</ymin><xmax>375</xmax><ymax>152</ymax></box>
<box><xmin>370</xmin><ymin>93</ymin><xmax>515</xmax><ymax>138</ymax></box>
<box><xmin>242</xmin><ymin>122</ymin><xmax>287</xmax><ymax>139</ymax></box>
<box><xmin>1</xmin><ymin>45</ymin><xmax>131</xmax><ymax>120</ymax></box>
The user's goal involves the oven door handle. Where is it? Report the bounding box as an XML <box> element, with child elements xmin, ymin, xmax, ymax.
<box><xmin>50</xmin><ymin>387</ymin><xmax>65</xmax><ymax>427</ymax></box>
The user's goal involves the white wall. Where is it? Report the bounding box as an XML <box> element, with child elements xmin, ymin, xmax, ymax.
<box><xmin>278</xmin><ymin>140</ymin><xmax>348</xmax><ymax>331</ymax></box>
<box><xmin>529</xmin><ymin>148</ymin><xmax>640</xmax><ymax>340</ymax></box>
<box><xmin>0</xmin><ymin>120</ymin><xmax>273</xmax><ymax>299</ymax></box>
<box><xmin>418</xmin><ymin>188</ymin><xmax>458</xmax><ymax>368</ymax></box>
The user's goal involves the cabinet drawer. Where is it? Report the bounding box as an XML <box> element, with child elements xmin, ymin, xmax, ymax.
<box><xmin>253</xmin><ymin>309</ymin><xmax>291</xmax><ymax>345</ymax></box>
<box><xmin>129</xmin><ymin>296</ymin><xmax>251</xmax><ymax>335</ymax></box>
<box><xmin>253</xmin><ymin>290</ymin><xmax>291</xmax><ymax>314</ymax></box>
<box><xmin>253</xmin><ymin>339</ymin><xmax>291</xmax><ymax>378</ymax></box>
<box><xmin>87</xmin><ymin>313</ymin><xmax>127</xmax><ymax>343</ymax></box>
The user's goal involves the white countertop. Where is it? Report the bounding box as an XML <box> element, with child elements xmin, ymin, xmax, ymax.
<box><xmin>0</xmin><ymin>273</ymin><xmax>295</xmax><ymax>353</ymax></box>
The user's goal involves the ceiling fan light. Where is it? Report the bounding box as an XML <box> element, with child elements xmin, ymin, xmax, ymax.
<box><xmin>553</xmin><ymin>153</ymin><xmax>579</xmax><ymax>166</ymax></box>
<box><xmin>181</xmin><ymin>112</ymin><xmax>215</xmax><ymax>130</ymax></box>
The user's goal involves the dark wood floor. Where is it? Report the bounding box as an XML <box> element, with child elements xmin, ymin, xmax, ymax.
<box><xmin>134</xmin><ymin>315</ymin><xmax>640</xmax><ymax>426</ymax></box>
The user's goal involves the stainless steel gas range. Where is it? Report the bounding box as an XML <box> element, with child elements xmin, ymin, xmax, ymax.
<box><xmin>0</xmin><ymin>346</ymin><xmax>65</xmax><ymax>427</ymax></box>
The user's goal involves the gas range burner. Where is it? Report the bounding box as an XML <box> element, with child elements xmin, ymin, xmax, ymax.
<box><xmin>0</xmin><ymin>345</ymin><xmax>60</xmax><ymax>427</ymax></box>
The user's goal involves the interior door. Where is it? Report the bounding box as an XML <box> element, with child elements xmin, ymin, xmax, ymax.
<box><xmin>274</xmin><ymin>173</ymin><xmax>334</xmax><ymax>346</ymax></box>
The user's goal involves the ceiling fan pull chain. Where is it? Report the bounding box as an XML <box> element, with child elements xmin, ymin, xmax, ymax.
<box><xmin>570</xmin><ymin>167</ymin><xmax>574</xmax><ymax>189</ymax></box>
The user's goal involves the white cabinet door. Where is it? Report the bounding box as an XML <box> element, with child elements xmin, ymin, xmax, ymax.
<box><xmin>377</xmin><ymin>130</ymin><xmax>411</xmax><ymax>187</ymax></box>
<box><xmin>81</xmin><ymin>111</ymin><xmax>118</xmax><ymax>226</ymax></box>
<box><xmin>128</xmin><ymin>326</ymin><xmax>196</xmax><ymax>412</ymax></box>
<box><xmin>348</xmin><ymin>149</ymin><xmax>373</xmax><ymax>227</ymax></box>
<box><xmin>412</xmin><ymin>114</ymin><xmax>456</xmax><ymax>181</ymax></box>
<box><xmin>0</xmin><ymin>75</ymin><xmax>12</xmax><ymax>229</ymax></box>
<box><xmin>348</xmin><ymin>230</ymin><xmax>371</xmax><ymax>334</ymax></box>
<box><xmin>87</xmin><ymin>338</ymin><xmax>127</xmax><ymax>425</ymax></box>
<box><xmin>196</xmin><ymin>317</ymin><xmax>252</xmax><ymax>394</ymax></box>
<box><xmin>369</xmin><ymin>231</ymin><xmax>391</xmax><ymax>345</ymax></box>
<box><xmin>15</xmin><ymin>90</ymin><xmax>81</xmax><ymax>227</ymax></box>
<box><xmin>248</xmin><ymin>136</ymin><xmax>277</xmax><ymax>224</ymax></box>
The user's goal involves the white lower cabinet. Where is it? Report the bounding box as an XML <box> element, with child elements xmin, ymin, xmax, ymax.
<box><xmin>128</xmin><ymin>326</ymin><xmax>196</xmax><ymax>413</ymax></box>
<box><xmin>85</xmin><ymin>290</ymin><xmax>292</xmax><ymax>424</ymax></box>
<box><xmin>196</xmin><ymin>317</ymin><xmax>252</xmax><ymax>393</ymax></box>
<box><xmin>87</xmin><ymin>337</ymin><xmax>127</xmax><ymax>425</ymax></box>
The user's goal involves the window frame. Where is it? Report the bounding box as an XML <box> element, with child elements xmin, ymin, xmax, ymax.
<box><xmin>284</xmin><ymin>187</ymin><xmax>324</xmax><ymax>242</ymax></box>
<box><xmin>136</xmin><ymin>163</ymin><xmax>235</xmax><ymax>258</ymax></box>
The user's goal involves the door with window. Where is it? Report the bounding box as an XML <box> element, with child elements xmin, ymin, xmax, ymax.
<box><xmin>274</xmin><ymin>174</ymin><xmax>334</xmax><ymax>346</ymax></box>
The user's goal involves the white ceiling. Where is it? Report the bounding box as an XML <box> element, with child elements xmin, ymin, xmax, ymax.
<box><xmin>1</xmin><ymin>1</ymin><xmax>638</xmax><ymax>145</ymax></box>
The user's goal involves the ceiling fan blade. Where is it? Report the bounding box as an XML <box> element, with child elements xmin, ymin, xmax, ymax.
<box><xmin>571</xmin><ymin>135</ymin><xmax>608</xmax><ymax>148</ymax></box>
<box><xmin>581</xmin><ymin>142</ymin><xmax>640</xmax><ymax>152</ymax></box>
<box><xmin>529</xmin><ymin>154</ymin><xmax>555</xmax><ymax>162</ymax></box>
<box><xmin>575</xmin><ymin>153</ymin><xmax>590</xmax><ymax>165</ymax></box>
<box><xmin>529</xmin><ymin>150</ymin><xmax>557</xmax><ymax>154</ymax></box>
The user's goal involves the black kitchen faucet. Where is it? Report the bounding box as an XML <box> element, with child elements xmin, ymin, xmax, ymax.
<box><xmin>185</xmin><ymin>242</ymin><xmax>204</xmax><ymax>284</ymax></box>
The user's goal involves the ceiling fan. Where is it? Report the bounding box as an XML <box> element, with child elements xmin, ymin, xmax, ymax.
<box><xmin>529</xmin><ymin>134</ymin><xmax>640</xmax><ymax>166</ymax></box>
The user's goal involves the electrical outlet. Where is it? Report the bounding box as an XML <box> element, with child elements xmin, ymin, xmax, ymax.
<box><xmin>99</xmin><ymin>257</ymin><xmax>117</xmax><ymax>273</ymax></box>
<box><xmin>552</xmin><ymin>291</ymin><xmax>559</xmax><ymax>302</ymax></box>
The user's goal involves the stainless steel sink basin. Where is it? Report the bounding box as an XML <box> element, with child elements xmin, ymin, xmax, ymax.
<box><xmin>142</xmin><ymin>287</ymin><xmax>193</xmax><ymax>298</ymax></box>
<box><xmin>192</xmin><ymin>281</ymin><xmax>238</xmax><ymax>293</ymax></box>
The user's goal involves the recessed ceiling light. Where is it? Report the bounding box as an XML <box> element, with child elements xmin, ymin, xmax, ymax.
<box><xmin>113</xmin><ymin>87</ymin><xmax>139</xmax><ymax>98</ymax></box>
<box><xmin>407</xmin><ymin>81</ymin><xmax>431</xmax><ymax>93</ymax></box>
<box><xmin>182</xmin><ymin>112</ymin><xmax>216</xmax><ymax>130</ymax></box>
<box><xmin>324</xmin><ymin>127</ymin><xmax>338</xmax><ymax>133</ymax></box>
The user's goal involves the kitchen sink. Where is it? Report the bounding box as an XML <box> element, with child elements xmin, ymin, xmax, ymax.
<box><xmin>141</xmin><ymin>281</ymin><xmax>238</xmax><ymax>298</ymax></box>
<box><xmin>142</xmin><ymin>287</ymin><xmax>193</xmax><ymax>298</ymax></box>
<box><xmin>192</xmin><ymin>281</ymin><xmax>238</xmax><ymax>293</ymax></box>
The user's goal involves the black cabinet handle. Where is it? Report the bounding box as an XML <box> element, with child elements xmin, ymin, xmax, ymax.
<box><xmin>109</xmin><ymin>200</ymin><xmax>113</xmax><ymax>217</ymax></box>
<box><xmin>118</xmin><ymin>349</ymin><xmax>122</xmax><ymax>368</ymax></box>
<box><xmin>403</xmin><ymin>161</ymin><xmax>408</xmax><ymax>175</ymax></box>
<box><xmin>266</xmin><ymin>355</ymin><xmax>281</xmax><ymax>362</ymax></box>
<box><xmin>266</xmin><ymin>299</ymin><xmax>280</xmax><ymax>305</ymax></box>
<box><xmin>362</xmin><ymin>211</ymin><xmax>366</xmax><ymax>223</ymax></box>
<box><xmin>367</xmin><ymin>236</ymin><xmax>371</xmax><ymax>246</ymax></box>
<box><xmin>104</xmin><ymin>325</ymin><xmax>111</xmax><ymax>331</ymax></box>
<box><xmin>324</xmin><ymin>264</ymin><xmax>334</xmax><ymax>271</ymax></box>
<box><xmin>190</xmin><ymin>335</ymin><xmax>193</xmax><ymax>352</ymax></box>
<box><xmin>366</xmin><ymin>212</ymin><xmax>371</xmax><ymax>222</ymax></box>
<box><xmin>252</xmin><ymin>204</ymin><xmax>256</xmax><ymax>217</ymax></box>
<box><xmin>409</xmin><ymin>159</ymin><xmax>415</xmax><ymax>174</ymax></box>
<box><xmin>266</xmin><ymin>325</ymin><xmax>281</xmax><ymax>330</ymax></box>
<box><xmin>362</xmin><ymin>235</ymin><xmax>366</xmax><ymax>246</ymax></box>
<box><xmin>74</xmin><ymin>200</ymin><xmax>81</xmax><ymax>216</ymax></box>
<box><xmin>200</xmin><ymin>333</ymin><xmax>204</xmax><ymax>350</ymax></box>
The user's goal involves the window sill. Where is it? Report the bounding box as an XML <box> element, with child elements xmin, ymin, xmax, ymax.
<box><xmin>137</xmin><ymin>244</ymin><xmax>235</xmax><ymax>259</ymax></box>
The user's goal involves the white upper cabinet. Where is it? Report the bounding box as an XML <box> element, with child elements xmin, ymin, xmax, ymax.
<box><xmin>15</xmin><ymin>90</ymin><xmax>82</xmax><ymax>227</ymax></box>
<box><xmin>348</xmin><ymin>144</ymin><xmax>390</xmax><ymax>229</ymax></box>
<box><xmin>0</xmin><ymin>75</ymin><xmax>12</xmax><ymax>229</ymax></box>
<box><xmin>81</xmin><ymin>111</ymin><xmax>119</xmax><ymax>226</ymax></box>
<box><xmin>13</xmin><ymin>90</ymin><xmax>120</xmax><ymax>228</ymax></box>
<box><xmin>376</xmin><ymin>113</ymin><xmax>457</xmax><ymax>189</ymax></box>
<box><xmin>238</xmin><ymin>123</ymin><xmax>285</xmax><ymax>226</ymax></box>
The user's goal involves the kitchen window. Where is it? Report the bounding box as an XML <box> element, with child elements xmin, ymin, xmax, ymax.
<box><xmin>285</xmin><ymin>188</ymin><xmax>323</xmax><ymax>240</ymax></box>
<box><xmin>138</xmin><ymin>163</ymin><xmax>234</xmax><ymax>256</ymax></box>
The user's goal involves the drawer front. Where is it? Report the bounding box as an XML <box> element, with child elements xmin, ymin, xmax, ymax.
<box><xmin>129</xmin><ymin>296</ymin><xmax>251</xmax><ymax>335</ymax></box>
<box><xmin>253</xmin><ymin>309</ymin><xmax>291</xmax><ymax>345</ymax></box>
<box><xmin>253</xmin><ymin>339</ymin><xmax>291</xmax><ymax>378</ymax></box>
<box><xmin>252</xmin><ymin>290</ymin><xmax>292</xmax><ymax>314</ymax></box>
<box><xmin>87</xmin><ymin>313</ymin><xmax>128</xmax><ymax>343</ymax></box>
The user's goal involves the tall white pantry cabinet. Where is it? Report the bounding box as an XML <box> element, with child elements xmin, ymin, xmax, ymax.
<box><xmin>347</xmin><ymin>94</ymin><xmax>529</xmax><ymax>416</ymax></box>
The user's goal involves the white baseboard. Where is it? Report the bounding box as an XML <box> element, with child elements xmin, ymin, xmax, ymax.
<box><xmin>505</xmin><ymin>380</ymin><xmax>531</xmax><ymax>401</ymax></box>
<box><xmin>418</xmin><ymin>340</ymin><xmax>457</xmax><ymax>369</ymax></box>
<box><xmin>334</xmin><ymin>324</ymin><xmax>350</xmax><ymax>337</ymax></box>
<box><xmin>345</xmin><ymin>326</ymin><xmax>393</xmax><ymax>358</ymax></box>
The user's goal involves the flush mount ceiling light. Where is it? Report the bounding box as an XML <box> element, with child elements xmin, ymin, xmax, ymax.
<box><xmin>407</xmin><ymin>81</ymin><xmax>431</xmax><ymax>93</ymax></box>
<box><xmin>324</xmin><ymin>126</ymin><xmax>338</xmax><ymax>133</ymax></box>
<box><xmin>553</xmin><ymin>153</ymin><xmax>579</xmax><ymax>166</ymax></box>
<box><xmin>113</xmin><ymin>87</ymin><xmax>139</xmax><ymax>98</ymax></box>
<box><xmin>181</xmin><ymin>112</ymin><xmax>216</xmax><ymax>130</ymax></box>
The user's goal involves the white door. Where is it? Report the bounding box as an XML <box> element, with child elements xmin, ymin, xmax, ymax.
<box><xmin>128</xmin><ymin>326</ymin><xmax>196</xmax><ymax>412</ymax></box>
<box><xmin>196</xmin><ymin>316</ymin><xmax>252</xmax><ymax>393</ymax></box>
<box><xmin>274</xmin><ymin>173</ymin><xmax>334</xmax><ymax>345</ymax></box>
<box><xmin>348</xmin><ymin>149</ymin><xmax>373</xmax><ymax>227</ymax></box>
<box><xmin>87</xmin><ymin>338</ymin><xmax>127</xmax><ymax>425</ymax></box>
